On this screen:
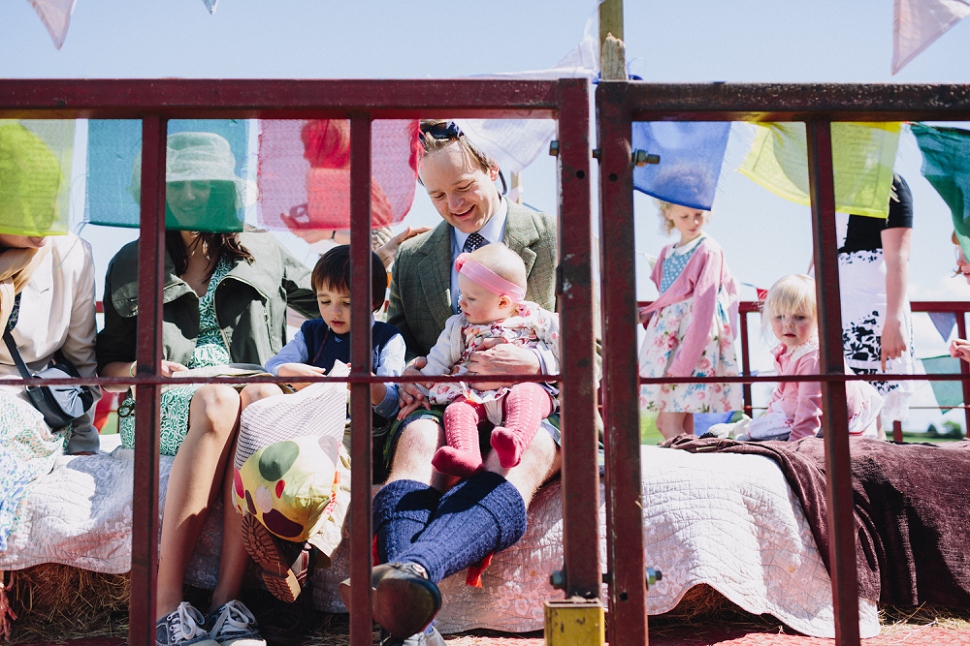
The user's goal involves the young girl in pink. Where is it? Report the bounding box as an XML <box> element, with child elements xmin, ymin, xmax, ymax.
<box><xmin>727</xmin><ymin>274</ymin><xmax>882</xmax><ymax>441</ymax></box>
<box><xmin>398</xmin><ymin>243</ymin><xmax>559</xmax><ymax>478</ymax></box>
<box><xmin>638</xmin><ymin>201</ymin><xmax>741</xmax><ymax>439</ymax></box>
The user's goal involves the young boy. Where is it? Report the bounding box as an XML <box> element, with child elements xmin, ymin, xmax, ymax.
<box><xmin>265</xmin><ymin>244</ymin><xmax>404</xmax><ymax>418</ymax></box>
<box><xmin>236</xmin><ymin>245</ymin><xmax>404</xmax><ymax>606</ymax></box>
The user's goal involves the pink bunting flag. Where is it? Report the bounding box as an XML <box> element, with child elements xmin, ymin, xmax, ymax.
<box><xmin>28</xmin><ymin>0</ymin><xmax>77</xmax><ymax>50</ymax></box>
<box><xmin>893</xmin><ymin>0</ymin><xmax>970</xmax><ymax>74</ymax></box>
<box><xmin>257</xmin><ymin>119</ymin><xmax>420</xmax><ymax>241</ymax></box>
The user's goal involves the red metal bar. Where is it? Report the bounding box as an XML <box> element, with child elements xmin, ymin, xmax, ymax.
<box><xmin>957</xmin><ymin>313</ymin><xmax>970</xmax><ymax>437</ymax></box>
<box><xmin>623</xmin><ymin>83</ymin><xmax>970</xmax><ymax>122</ymax></box>
<box><xmin>806</xmin><ymin>120</ymin><xmax>860</xmax><ymax>646</ymax></box>
<box><xmin>0</xmin><ymin>79</ymin><xmax>559</xmax><ymax>120</ymax></box>
<box><xmin>130</xmin><ymin>115</ymin><xmax>167</xmax><ymax>646</ymax></box>
<box><xmin>348</xmin><ymin>114</ymin><xmax>374</xmax><ymax>646</ymax></box>
<box><xmin>555</xmin><ymin>79</ymin><xmax>600</xmax><ymax>599</ymax></box>
<box><xmin>739</xmin><ymin>308</ymin><xmax>753</xmax><ymax>415</ymax></box>
<box><xmin>596</xmin><ymin>82</ymin><xmax>648</xmax><ymax>646</ymax></box>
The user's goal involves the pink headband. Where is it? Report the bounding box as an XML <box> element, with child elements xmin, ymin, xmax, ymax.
<box><xmin>455</xmin><ymin>253</ymin><xmax>526</xmax><ymax>302</ymax></box>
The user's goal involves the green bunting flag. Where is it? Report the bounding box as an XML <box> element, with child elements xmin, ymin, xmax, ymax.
<box><xmin>911</xmin><ymin>123</ymin><xmax>970</xmax><ymax>261</ymax></box>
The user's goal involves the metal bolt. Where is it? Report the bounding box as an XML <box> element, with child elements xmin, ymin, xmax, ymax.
<box><xmin>549</xmin><ymin>569</ymin><xmax>566</xmax><ymax>590</ymax></box>
<box><xmin>646</xmin><ymin>567</ymin><xmax>663</xmax><ymax>586</ymax></box>
<box><xmin>591</xmin><ymin>148</ymin><xmax>601</xmax><ymax>159</ymax></box>
<box><xmin>549</xmin><ymin>140</ymin><xmax>560</xmax><ymax>157</ymax></box>
<box><xmin>633</xmin><ymin>150</ymin><xmax>660</xmax><ymax>166</ymax></box>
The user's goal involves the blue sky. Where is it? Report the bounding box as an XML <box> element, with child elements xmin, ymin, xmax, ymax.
<box><xmin>4</xmin><ymin>0</ymin><xmax>970</xmax><ymax>429</ymax></box>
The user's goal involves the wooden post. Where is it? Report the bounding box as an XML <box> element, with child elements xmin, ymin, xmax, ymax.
<box><xmin>600</xmin><ymin>0</ymin><xmax>625</xmax><ymax>80</ymax></box>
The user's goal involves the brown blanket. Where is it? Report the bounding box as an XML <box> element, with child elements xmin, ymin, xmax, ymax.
<box><xmin>665</xmin><ymin>435</ymin><xmax>970</xmax><ymax>607</ymax></box>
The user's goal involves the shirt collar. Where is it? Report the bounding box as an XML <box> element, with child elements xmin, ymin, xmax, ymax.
<box><xmin>453</xmin><ymin>197</ymin><xmax>508</xmax><ymax>252</ymax></box>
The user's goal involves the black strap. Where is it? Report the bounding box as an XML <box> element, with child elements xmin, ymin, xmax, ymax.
<box><xmin>2</xmin><ymin>326</ymin><xmax>34</xmax><ymax>382</ymax></box>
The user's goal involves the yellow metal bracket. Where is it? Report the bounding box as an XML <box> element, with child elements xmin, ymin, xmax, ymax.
<box><xmin>544</xmin><ymin>597</ymin><xmax>605</xmax><ymax>646</ymax></box>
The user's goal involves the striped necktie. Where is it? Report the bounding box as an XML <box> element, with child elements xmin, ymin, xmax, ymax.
<box><xmin>463</xmin><ymin>232</ymin><xmax>489</xmax><ymax>253</ymax></box>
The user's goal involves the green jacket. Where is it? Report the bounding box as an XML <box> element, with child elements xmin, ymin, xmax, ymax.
<box><xmin>97</xmin><ymin>231</ymin><xmax>318</xmax><ymax>371</ymax></box>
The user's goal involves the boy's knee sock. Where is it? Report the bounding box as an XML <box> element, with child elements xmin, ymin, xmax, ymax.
<box><xmin>393</xmin><ymin>471</ymin><xmax>527</xmax><ymax>584</ymax></box>
<box><xmin>373</xmin><ymin>479</ymin><xmax>443</xmax><ymax>563</ymax></box>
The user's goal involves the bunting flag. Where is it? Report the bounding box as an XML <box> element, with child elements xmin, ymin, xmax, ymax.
<box><xmin>257</xmin><ymin>119</ymin><xmax>419</xmax><ymax>239</ymax></box>
<box><xmin>201</xmin><ymin>0</ymin><xmax>219</xmax><ymax>13</ymax></box>
<box><xmin>453</xmin><ymin>25</ymin><xmax>598</xmax><ymax>175</ymax></box>
<box><xmin>893</xmin><ymin>0</ymin><xmax>970</xmax><ymax>74</ymax></box>
<box><xmin>0</xmin><ymin>120</ymin><xmax>74</xmax><ymax>236</ymax></box>
<box><xmin>632</xmin><ymin>122</ymin><xmax>731</xmax><ymax>210</ymax></box>
<box><xmin>929</xmin><ymin>311</ymin><xmax>958</xmax><ymax>342</ymax></box>
<box><xmin>920</xmin><ymin>355</ymin><xmax>964</xmax><ymax>412</ymax></box>
<box><xmin>27</xmin><ymin>0</ymin><xmax>77</xmax><ymax>50</ymax></box>
<box><xmin>739</xmin><ymin>122</ymin><xmax>902</xmax><ymax>218</ymax></box>
<box><xmin>85</xmin><ymin>119</ymin><xmax>252</xmax><ymax>233</ymax></box>
<box><xmin>911</xmin><ymin>123</ymin><xmax>970</xmax><ymax>261</ymax></box>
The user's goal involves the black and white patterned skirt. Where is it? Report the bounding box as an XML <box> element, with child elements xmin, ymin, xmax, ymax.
<box><xmin>838</xmin><ymin>249</ymin><xmax>915</xmax><ymax>422</ymax></box>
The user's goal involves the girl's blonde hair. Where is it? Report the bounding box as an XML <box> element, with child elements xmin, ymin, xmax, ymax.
<box><xmin>761</xmin><ymin>274</ymin><xmax>817</xmax><ymax>338</ymax></box>
<box><xmin>655</xmin><ymin>199</ymin><xmax>709</xmax><ymax>235</ymax></box>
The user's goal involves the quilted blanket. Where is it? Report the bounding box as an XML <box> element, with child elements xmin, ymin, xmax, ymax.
<box><xmin>0</xmin><ymin>444</ymin><xmax>879</xmax><ymax>638</ymax></box>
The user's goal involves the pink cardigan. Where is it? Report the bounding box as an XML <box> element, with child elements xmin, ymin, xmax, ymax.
<box><xmin>641</xmin><ymin>237</ymin><xmax>739</xmax><ymax>377</ymax></box>
<box><xmin>769</xmin><ymin>341</ymin><xmax>824</xmax><ymax>441</ymax></box>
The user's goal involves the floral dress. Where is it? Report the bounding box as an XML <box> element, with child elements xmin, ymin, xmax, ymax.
<box><xmin>0</xmin><ymin>297</ymin><xmax>67</xmax><ymax>548</ymax></box>
<box><xmin>119</xmin><ymin>257</ymin><xmax>233</xmax><ymax>456</ymax></box>
<box><xmin>639</xmin><ymin>239</ymin><xmax>741</xmax><ymax>414</ymax></box>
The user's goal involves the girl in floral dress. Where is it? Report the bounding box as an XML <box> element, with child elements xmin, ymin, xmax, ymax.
<box><xmin>638</xmin><ymin>201</ymin><xmax>741</xmax><ymax>439</ymax></box>
<box><xmin>397</xmin><ymin>243</ymin><xmax>559</xmax><ymax>478</ymax></box>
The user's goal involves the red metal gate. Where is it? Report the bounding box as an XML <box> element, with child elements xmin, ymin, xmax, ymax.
<box><xmin>596</xmin><ymin>81</ymin><xmax>970</xmax><ymax>646</ymax></box>
<box><xmin>0</xmin><ymin>78</ymin><xmax>599</xmax><ymax>646</ymax></box>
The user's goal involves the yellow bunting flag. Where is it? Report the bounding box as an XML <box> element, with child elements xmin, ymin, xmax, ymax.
<box><xmin>0</xmin><ymin>120</ymin><xmax>74</xmax><ymax>236</ymax></box>
<box><xmin>739</xmin><ymin>122</ymin><xmax>901</xmax><ymax>218</ymax></box>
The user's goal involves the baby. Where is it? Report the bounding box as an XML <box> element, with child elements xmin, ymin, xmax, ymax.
<box><xmin>398</xmin><ymin>243</ymin><xmax>559</xmax><ymax>477</ymax></box>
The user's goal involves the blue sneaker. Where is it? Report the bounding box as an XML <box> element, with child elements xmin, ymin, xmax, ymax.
<box><xmin>156</xmin><ymin>602</ymin><xmax>219</xmax><ymax>646</ymax></box>
<box><xmin>206</xmin><ymin>600</ymin><xmax>266</xmax><ymax>646</ymax></box>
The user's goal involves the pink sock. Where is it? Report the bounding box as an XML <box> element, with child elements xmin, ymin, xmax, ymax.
<box><xmin>433</xmin><ymin>397</ymin><xmax>486</xmax><ymax>478</ymax></box>
<box><xmin>491</xmin><ymin>383</ymin><xmax>553</xmax><ymax>469</ymax></box>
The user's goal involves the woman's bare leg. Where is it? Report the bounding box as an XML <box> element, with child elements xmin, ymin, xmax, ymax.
<box><xmin>156</xmin><ymin>385</ymin><xmax>241</xmax><ymax>618</ymax></box>
<box><xmin>656</xmin><ymin>412</ymin><xmax>689</xmax><ymax>440</ymax></box>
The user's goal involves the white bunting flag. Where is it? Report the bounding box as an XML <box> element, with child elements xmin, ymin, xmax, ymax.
<box><xmin>893</xmin><ymin>0</ymin><xmax>970</xmax><ymax>74</ymax></box>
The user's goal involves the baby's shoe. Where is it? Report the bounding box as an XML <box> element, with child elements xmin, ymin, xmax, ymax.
<box><xmin>206</xmin><ymin>600</ymin><xmax>265</xmax><ymax>646</ymax></box>
<box><xmin>156</xmin><ymin>602</ymin><xmax>218</xmax><ymax>646</ymax></box>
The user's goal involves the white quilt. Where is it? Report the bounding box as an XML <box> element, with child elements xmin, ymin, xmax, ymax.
<box><xmin>0</xmin><ymin>444</ymin><xmax>879</xmax><ymax>638</ymax></box>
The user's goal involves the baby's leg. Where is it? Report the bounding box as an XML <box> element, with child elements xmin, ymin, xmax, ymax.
<box><xmin>432</xmin><ymin>397</ymin><xmax>486</xmax><ymax>478</ymax></box>
<box><xmin>491</xmin><ymin>383</ymin><xmax>553</xmax><ymax>469</ymax></box>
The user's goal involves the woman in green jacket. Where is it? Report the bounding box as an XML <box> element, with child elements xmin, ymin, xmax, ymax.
<box><xmin>97</xmin><ymin>132</ymin><xmax>317</xmax><ymax>646</ymax></box>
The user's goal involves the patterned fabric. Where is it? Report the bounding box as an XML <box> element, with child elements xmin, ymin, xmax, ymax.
<box><xmin>428</xmin><ymin>302</ymin><xmax>559</xmax><ymax>411</ymax></box>
<box><xmin>838</xmin><ymin>248</ymin><xmax>915</xmax><ymax>421</ymax></box>
<box><xmin>659</xmin><ymin>240</ymin><xmax>702</xmax><ymax>293</ymax></box>
<box><xmin>119</xmin><ymin>257</ymin><xmax>233</xmax><ymax>456</ymax></box>
<box><xmin>462</xmin><ymin>233</ymin><xmax>489</xmax><ymax>253</ymax></box>
<box><xmin>233</xmin><ymin>378</ymin><xmax>349</xmax><ymax>547</ymax></box>
<box><xmin>638</xmin><ymin>294</ymin><xmax>741</xmax><ymax>413</ymax></box>
<box><xmin>0</xmin><ymin>392</ymin><xmax>64</xmax><ymax>550</ymax></box>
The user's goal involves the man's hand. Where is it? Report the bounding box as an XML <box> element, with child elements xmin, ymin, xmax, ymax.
<box><xmin>397</xmin><ymin>357</ymin><xmax>432</xmax><ymax>419</ymax></box>
<box><xmin>466</xmin><ymin>338</ymin><xmax>540</xmax><ymax>390</ymax></box>
<box><xmin>277</xmin><ymin>363</ymin><xmax>326</xmax><ymax>390</ymax></box>
<box><xmin>880</xmin><ymin>317</ymin><xmax>907</xmax><ymax>371</ymax></box>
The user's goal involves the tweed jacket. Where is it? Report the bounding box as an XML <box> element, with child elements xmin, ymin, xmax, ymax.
<box><xmin>387</xmin><ymin>202</ymin><xmax>557</xmax><ymax>359</ymax></box>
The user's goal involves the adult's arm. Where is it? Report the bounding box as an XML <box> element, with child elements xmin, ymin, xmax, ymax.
<box><xmin>96</xmin><ymin>256</ymin><xmax>137</xmax><ymax>381</ymax></box>
<box><xmin>880</xmin><ymin>227</ymin><xmax>912</xmax><ymax>370</ymax></box>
